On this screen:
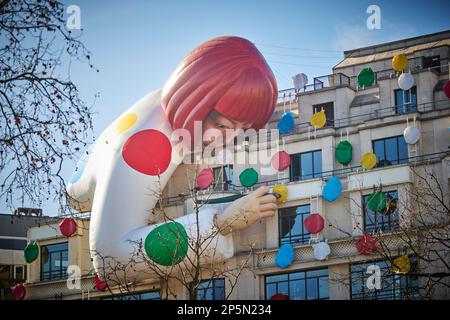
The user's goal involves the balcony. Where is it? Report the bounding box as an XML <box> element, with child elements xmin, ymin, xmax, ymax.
<box><xmin>277</xmin><ymin>73</ymin><xmax>352</xmax><ymax>104</ymax></box>
<box><xmin>253</xmin><ymin>232</ymin><xmax>418</xmax><ymax>270</ymax></box>
<box><xmin>277</xmin><ymin>56</ymin><xmax>449</xmax><ymax>104</ymax></box>
<box><xmin>160</xmin><ymin>151</ymin><xmax>449</xmax><ymax>210</ymax></box>
<box><xmin>277</xmin><ymin>99</ymin><xmax>450</xmax><ymax>137</ymax></box>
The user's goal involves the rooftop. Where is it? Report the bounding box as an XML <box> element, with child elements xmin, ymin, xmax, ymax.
<box><xmin>334</xmin><ymin>30</ymin><xmax>450</xmax><ymax>69</ymax></box>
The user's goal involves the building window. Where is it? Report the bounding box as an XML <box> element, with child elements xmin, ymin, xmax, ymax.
<box><xmin>14</xmin><ymin>265</ymin><xmax>25</xmax><ymax>280</ymax></box>
<box><xmin>40</xmin><ymin>242</ymin><xmax>68</xmax><ymax>281</ymax></box>
<box><xmin>197</xmin><ymin>278</ymin><xmax>225</xmax><ymax>300</ymax></box>
<box><xmin>313</xmin><ymin>102</ymin><xmax>334</xmax><ymax>127</ymax></box>
<box><xmin>422</xmin><ymin>55</ymin><xmax>440</xmax><ymax>73</ymax></box>
<box><xmin>279</xmin><ymin>204</ymin><xmax>311</xmax><ymax>245</ymax></box>
<box><xmin>290</xmin><ymin>150</ymin><xmax>322</xmax><ymax>181</ymax></box>
<box><xmin>350</xmin><ymin>259</ymin><xmax>419</xmax><ymax>300</ymax></box>
<box><xmin>265</xmin><ymin>268</ymin><xmax>329</xmax><ymax>300</ymax></box>
<box><xmin>0</xmin><ymin>265</ymin><xmax>12</xmax><ymax>280</ymax></box>
<box><xmin>102</xmin><ymin>290</ymin><xmax>160</xmax><ymax>300</ymax></box>
<box><xmin>212</xmin><ymin>165</ymin><xmax>233</xmax><ymax>191</ymax></box>
<box><xmin>394</xmin><ymin>86</ymin><xmax>417</xmax><ymax>113</ymax></box>
<box><xmin>363</xmin><ymin>190</ymin><xmax>400</xmax><ymax>233</ymax></box>
<box><xmin>372</xmin><ymin>135</ymin><xmax>408</xmax><ymax>167</ymax></box>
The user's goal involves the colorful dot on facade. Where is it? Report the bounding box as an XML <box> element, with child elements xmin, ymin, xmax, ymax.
<box><xmin>116</xmin><ymin>113</ymin><xmax>137</xmax><ymax>135</ymax></box>
<box><xmin>122</xmin><ymin>129</ymin><xmax>172</xmax><ymax>176</ymax></box>
<box><xmin>145</xmin><ymin>222</ymin><xmax>188</xmax><ymax>266</ymax></box>
<box><xmin>271</xmin><ymin>151</ymin><xmax>291</xmax><ymax>171</ymax></box>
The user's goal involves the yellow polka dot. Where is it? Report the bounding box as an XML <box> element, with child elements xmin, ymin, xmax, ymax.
<box><xmin>310</xmin><ymin>109</ymin><xmax>326</xmax><ymax>129</ymax></box>
<box><xmin>361</xmin><ymin>152</ymin><xmax>377</xmax><ymax>170</ymax></box>
<box><xmin>273</xmin><ymin>184</ymin><xmax>288</xmax><ymax>203</ymax></box>
<box><xmin>116</xmin><ymin>114</ymin><xmax>137</xmax><ymax>135</ymax></box>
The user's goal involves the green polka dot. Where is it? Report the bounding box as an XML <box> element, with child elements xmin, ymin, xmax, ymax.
<box><xmin>367</xmin><ymin>191</ymin><xmax>388</xmax><ymax>212</ymax></box>
<box><xmin>145</xmin><ymin>222</ymin><xmax>188</xmax><ymax>266</ymax></box>
<box><xmin>24</xmin><ymin>242</ymin><xmax>39</xmax><ymax>263</ymax></box>
<box><xmin>336</xmin><ymin>140</ymin><xmax>353</xmax><ymax>165</ymax></box>
<box><xmin>357</xmin><ymin>68</ymin><xmax>375</xmax><ymax>88</ymax></box>
<box><xmin>239</xmin><ymin>168</ymin><xmax>259</xmax><ymax>187</ymax></box>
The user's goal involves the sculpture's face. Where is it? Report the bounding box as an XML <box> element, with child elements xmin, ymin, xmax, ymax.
<box><xmin>202</xmin><ymin>109</ymin><xmax>252</xmax><ymax>148</ymax></box>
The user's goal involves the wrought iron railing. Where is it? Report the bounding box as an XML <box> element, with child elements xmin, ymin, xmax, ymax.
<box><xmin>159</xmin><ymin>150</ymin><xmax>449</xmax><ymax>208</ymax></box>
<box><xmin>277</xmin><ymin>73</ymin><xmax>351</xmax><ymax>103</ymax></box>
<box><xmin>278</xmin><ymin>99</ymin><xmax>449</xmax><ymax>136</ymax></box>
<box><xmin>277</xmin><ymin>57</ymin><xmax>449</xmax><ymax>102</ymax></box>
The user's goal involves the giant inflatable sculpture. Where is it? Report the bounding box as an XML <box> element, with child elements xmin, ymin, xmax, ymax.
<box><xmin>66</xmin><ymin>36</ymin><xmax>278</xmax><ymax>282</ymax></box>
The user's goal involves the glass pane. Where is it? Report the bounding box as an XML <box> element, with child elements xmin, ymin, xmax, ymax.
<box><xmin>62</xmin><ymin>250</ymin><xmax>68</xmax><ymax>268</ymax></box>
<box><xmin>373</xmin><ymin>140</ymin><xmax>385</xmax><ymax>163</ymax></box>
<box><xmin>266</xmin><ymin>274</ymin><xmax>288</xmax><ymax>284</ymax></box>
<box><xmin>296</xmin><ymin>205</ymin><xmax>309</xmax><ymax>214</ymax></box>
<box><xmin>307</xmin><ymin>268</ymin><xmax>328</xmax><ymax>277</ymax></box>
<box><xmin>290</xmin><ymin>280</ymin><xmax>305</xmax><ymax>300</ymax></box>
<box><xmin>279</xmin><ymin>208</ymin><xmax>296</xmax><ymax>239</ymax></box>
<box><xmin>300</xmin><ymin>152</ymin><xmax>313</xmax><ymax>179</ymax></box>
<box><xmin>385</xmin><ymin>137</ymin><xmax>398</xmax><ymax>165</ymax></box>
<box><xmin>277</xmin><ymin>282</ymin><xmax>289</xmax><ymax>296</ymax></box>
<box><xmin>47</xmin><ymin>242</ymin><xmax>68</xmax><ymax>252</ymax></box>
<box><xmin>265</xmin><ymin>283</ymin><xmax>277</xmax><ymax>299</ymax></box>
<box><xmin>306</xmin><ymin>278</ymin><xmax>318</xmax><ymax>300</ymax></box>
<box><xmin>204</xmin><ymin>289</ymin><xmax>214</xmax><ymax>300</ymax></box>
<box><xmin>410</xmin><ymin>87</ymin><xmax>417</xmax><ymax>110</ymax></box>
<box><xmin>398</xmin><ymin>137</ymin><xmax>408</xmax><ymax>163</ymax></box>
<box><xmin>139</xmin><ymin>291</ymin><xmax>160</xmax><ymax>300</ymax></box>
<box><xmin>290</xmin><ymin>154</ymin><xmax>301</xmax><ymax>181</ymax></box>
<box><xmin>291</xmin><ymin>214</ymin><xmax>303</xmax><ymax>237</ymax></box>
<box><xmin>395</xmin><ymin>89</ymin><xmax>403</xmax><ymax>107</ymax></box>
<box><xmin>15</xmin><ymin>266</ymin><xmax>24</xmax><ymax>280</ymax></box>
<box><xmin>198</xmin><ymin>281</ymin><xmax>210</xmax><ymax>289</ymax></box>
<box><xmin>290</xmin><ymin>271</ymin><xmax>305</xmax><ymax>280</ymax></box>
<box><xmin>214</xmin><ymin>286</ymin><xmax>225</xmax><ymax>300</ymax></box>
<box><xmin>313</xmin><ymin>151</ymin><xmax>322</xmax><ymax>177</ymax></box>
<box><xmin>319</xmin><ymin>277</ymin><xmax>329</xmax><ymax>299</ymax></box>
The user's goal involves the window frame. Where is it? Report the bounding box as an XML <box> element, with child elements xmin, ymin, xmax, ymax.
<box><xmin>212</xmin><ymin>165</ymin><xmax>234</xmax><ymax>191</ymax></box>
<box><xmin>278</xmin><ymin>204</ymin><xmax>311</xmax><ymax>246</ymax></box>
<box><xmin>102</xmin><ymin>290</ymin><xmax>161</xmax><ymax>300</ymax></box>
<box><xmin>394</xmin><ymin>86</ymin><xmax>417</xmax><ymax>113</ymax></box>
<box><xmin>362</xmin><ymin>190</ymin><xmax>400</xmax><ymax>233</ymax></box>
<box><xmin>40</xmin><ymin>242</ymin><xmax>69</xmax><ymax>282</ymax></box>
<box><xmin>350</xmin><ymin>259</ymin><xmax>419</xmax><ymax>300</ymax></box>
<box><xmin>289</xmin><ymin>150</ymin><xmax>322</xmax><ymax>182</ymax></box>
<box><xmin>372</xmin><ymin>135</ymin><xmax>409</xmax><ymax>168</ymax></box>
<box><xmin>265</xmin><ymin>268</ymin><xmax>329</xmax><ymax>300</ymax></box>
<box><xmin>422</xmin><ymin>55</ymin><xmax>441</xmax><ymax>73</ymax></box>
<box><xmin>312</xmin><ymin>102</ymin><xmax>334</xmax><ymax>127</ymax></box>
<box><xmin>197</xmin><ymin>278</ymin><xmax>225</xmax><ymax>300</ymax></box>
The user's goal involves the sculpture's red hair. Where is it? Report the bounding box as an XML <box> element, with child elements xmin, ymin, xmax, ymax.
<box><xmin>161</xmin><ymin>36</ymin><xmax>277</xmax><ymax>136</ymax></box>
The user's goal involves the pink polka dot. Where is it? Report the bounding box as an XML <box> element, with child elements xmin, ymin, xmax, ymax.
<box><xmin>196</xmin><ymin>168</ymin><xmax>214</xmax><ymax>190</ymax></box>
<box><xmin>122</xmin><ymin>129</ymin><xmax>172</xmax><ymax>175</ymax></box>
<box><xmin>271</xmin><ymin>151</ymin><xmax>291</xmax><ymax>171</ymax></box>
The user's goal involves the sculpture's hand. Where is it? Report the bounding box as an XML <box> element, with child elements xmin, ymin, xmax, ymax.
<box><xmin>214</xmin><ymin>186</ymin><xmax>277</xmax><ymax>236</ymax></box>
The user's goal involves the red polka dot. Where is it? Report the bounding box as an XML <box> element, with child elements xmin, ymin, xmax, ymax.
<box><xmin>122</xmin><ymin>129</ymin><xmax>172</xmax><ymax>175</ymax></box>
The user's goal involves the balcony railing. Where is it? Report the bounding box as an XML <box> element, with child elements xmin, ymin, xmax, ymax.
<box><xmin>277</xmin><ymin>73</ymin><xmax>351</xmax><ymax>103</ymax></box>
<box><xmin>159</xmin><ymin>151</ymin><xmax>449</xmax><ymax>208</ymax></box>
<box><xmin>278</xmin><ymin>99</ymin><xmax>449</xmax><ymax>136</ymax></box>
<box><xmin>277</xmin><ymin>57</ymin><xmax>449</xmax><ymax>102</ymax></box>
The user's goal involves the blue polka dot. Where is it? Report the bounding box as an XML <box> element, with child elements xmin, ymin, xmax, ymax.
<box><xmin>275</xmin><ymin>244</ymin><xmax>294</xmax><ymax>269</ymax></box>
<box><xmin>277</xmin><ymin>112</ymin><xmax>295</xmax><ymax>134</ymax></box>
<box><xmin>69</xmin><ymin>146</ymin><xmax>92</xmax><ymax>184</ymax></box>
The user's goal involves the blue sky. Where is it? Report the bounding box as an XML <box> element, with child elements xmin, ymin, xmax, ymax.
<box><xmin>68</xmin><ymin>0</ymin><xmax>450</xmax><ymax>136</ymax></box>
<box><xmin>4</xmin><ymin>0</ymin><xmax>449</xmax><ymax>215</ymax></box>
